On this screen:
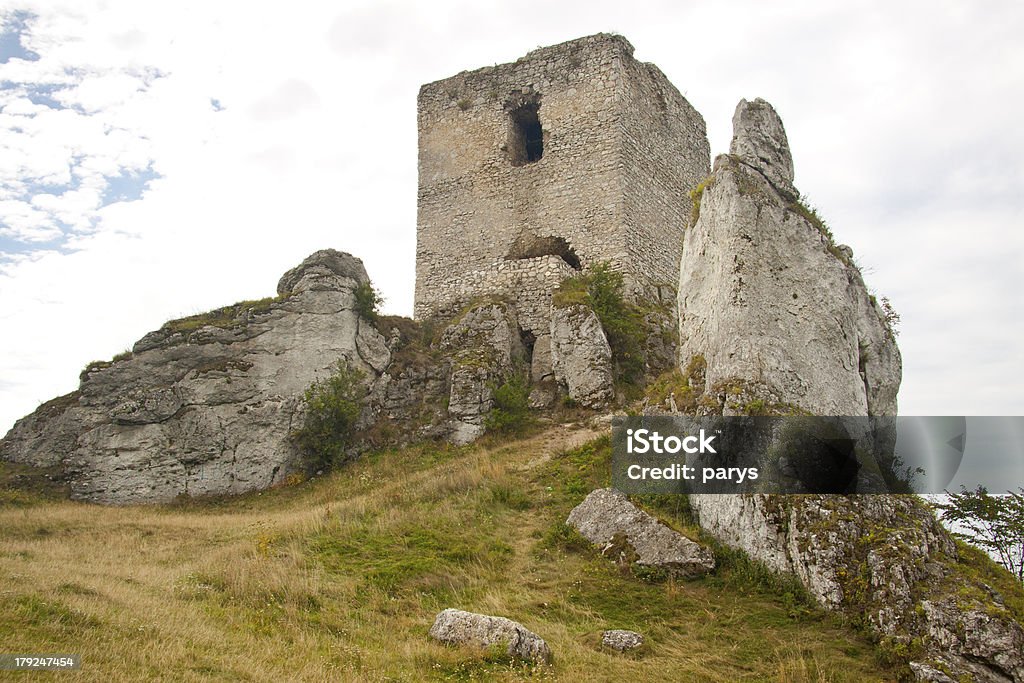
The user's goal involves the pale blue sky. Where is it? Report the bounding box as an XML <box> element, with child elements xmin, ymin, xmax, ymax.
<box><xmin>1</xmin><ymin>0</ymin><xmax>1022</xmax><ymax>434</ymax></box>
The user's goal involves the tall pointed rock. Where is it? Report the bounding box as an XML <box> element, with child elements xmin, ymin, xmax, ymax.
<box><xmin>677</xmin><ymin>101</ymin><xmax>1023</xmax><ymax>683</ymax></box>
<box><xmin>678</xmin><ymin>98</ymin><xmax>900</xmax><ymax>416</ymax></box>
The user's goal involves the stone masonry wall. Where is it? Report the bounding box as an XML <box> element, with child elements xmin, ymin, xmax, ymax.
<box><xmin>620</xmin><ymin>59</ymin><xmax>710</xmax><ymax>292</ymax></box>
<box><xmin>424</xmin><ymin>255</ymin><xmax>576</xmax><ymax>337</ymax></box>
<box><xmin>415</xmin><ymin>34</ymin><xmax>708</xmax><ymax>320</ymax></box>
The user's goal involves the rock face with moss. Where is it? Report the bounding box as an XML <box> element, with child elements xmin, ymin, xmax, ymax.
<box><xmin>693</xmin><ymin>493</ymin><xmax>1024</xmax><ymax>681</ymax></box>
<box><xmin>0</xmin><ymin>250</ymin><xmax>390</xmax><ymax>504</ymax></box>
<box><xmin>678</xmin><ymin>101</ymin><xmax>1022</xmax><ymax>681</ymax></box>
<box><xmin>678</xmin><ymin>98</ymin><xmax>900</xmax><ymax>416</ymax></box>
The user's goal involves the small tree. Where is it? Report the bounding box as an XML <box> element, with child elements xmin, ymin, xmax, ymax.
<box><xmin>879</xmin><ymin>296</ymin><xmax>901</xmax><ymax>337</ymax></box>
<box><xmin>485</xmin><ymin>372</ymin><xmax>532</xmax><ymax>435</ymax></box>
<box><xmin>935</xmin><ymin>486</ymin><xmax>1024</xmax><ymax>582</ymax></box>
<box><xmin>354</xmin><ymin>281</ymin><xmax>384</xmax><ymax>323</ymax></box>
<box><xmin>293</xmin><ymin>361</ymin><xmax>365</xmax><ymax>471</ymax></box>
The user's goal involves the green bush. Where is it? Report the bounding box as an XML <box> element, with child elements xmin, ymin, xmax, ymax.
<box><xmin>354</xmin><ymin>281</ymin><xmax>383</xmax><ymax>322</ymax></box>
<box><xmin>293</xmin><ymin>361</ymin><xmax>365</xmax><ymax>471</ymax></box>
<box><xmin>555</xmin><ymin>262</ymin><xmax>646</xmax><ymax>385</ymax></box>
<box><xmin>485</xmin><ymin>372</ymin><xmax>532</xmax><ymax>435</ymax></box>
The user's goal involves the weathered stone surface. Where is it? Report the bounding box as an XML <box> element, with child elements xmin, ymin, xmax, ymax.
<box><xmin>111</xmin><ymin>387</ymin><xmax>182</xmax><ymax>425</ymax></box>
<box><xmin>917</xmin><ymin>598</ymin><xmax>1024</xmax><ymax>683</ymax></box>
<box><xmin>527</xmin><ymin>386</ymin><xmax>555</xmax><ymax>410</ymax></box>
<box><xmin>276</xmin><ymin>249</ymin><xmax>368</xmax><ymax>296</ymax></box>
<box><xmin>428</xmin><ymin>608</ymin><xmax>552</xmax><ymax>664</ymax></box>
<box><xmin>356</xmin><ymin>319</ymin><xmax>391</xmax><ymax>373</ymax></box>
<box><xmin>679</xmin><ymin>101</ymin><xmax>1022</xmax><ymax>682</ymax></box>
<box><xmin>692</xmin><ymin>495</ymin><xmax>949</xmax><ymax>610</ymax></box>
<box><xmin>0</xmin><ymin>392</ymin><xmax>85</xmax><ymax>468</ymax></box>
<box><xmin>690</xmin><ymin>493</ymin><xmax>1024</xmax><ymax>682</ymax></box>
<box><xmin>530</xmin><ymin>334</ymin><xmax>554</xmax><ymax>384</ymax></box>
<box><xmin>446</xmin><ymin>365</ymin><xmax>493</xmax><ymax>445</ymax></box>
<box><xmin>362</xmin><ymin>358</ymin><xmax>450</xmax><ymax>448</ymax></box>
<box><xmin>908</xmin><ymin>662</ymin><xmax>957</xmax><ymax>683</ymax></box>
<box><xmin>550</xmin><ymin>303</ymin><xmax>614</xmax><ymax>408</ymax></box>
<box><xmin>601</xmin><ymin>629</ymin><xmax>644</xmax><ymax>652</ymax></box>
<box><xmin>678</xmin><ymin>103</ymin><xmax>901</xmax><ymax>417</ymax></box>
<box><xmin>729</xmin><ymin>98</ymin><xmax>796</xmax><ymax>201</ymax></box>
<box><xmin>567</xmin><ymin>488</ymin><xmax>714</xmax><ymax>578</ymax></box>
<box><xmin>437</xmin><ymin>303</ymin><xmax>525</xmax><ymax>444</ymax></box>
<box><xmin>421</xmin><ymin>255</ymin><xmax>578</xmax><ymax>344</ymax></box>
<box><xmin>1</xmin><ymin>250</ymin><xmax>390</xmax><ymax>504</ymax></box>
<box><xmin>416</xmin><ymin>34</ymin><xmax>710</xmax><ymax>333</ymax></box>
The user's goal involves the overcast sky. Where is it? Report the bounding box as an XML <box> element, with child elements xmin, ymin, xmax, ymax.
<box><xmin>1</xmin><ymin>0</ymin><xmax>1022</xmax><ymax>434</ymax></box>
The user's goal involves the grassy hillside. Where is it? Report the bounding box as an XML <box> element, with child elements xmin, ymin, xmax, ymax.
<box><xmin>0</xmin><ymin>425</ymin><xmax>898</xmax><ymax>682</ymax></box>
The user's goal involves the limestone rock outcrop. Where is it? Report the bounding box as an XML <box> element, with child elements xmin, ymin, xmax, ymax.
<box><xmin>1</xmin><ymin>250</ymin><xmax>390</xmax><ymax>504</ymax></box>
<box><xmin>689</xmin><ymin>493</ymin><xmax>1024</xmax><ymax>682</ymax></box>
<box><xmin>3</xmin><ymin>277</ymin><xmax>568</xmax><ymax>503</ymax></box>
<box><xmin>678</xmin><ymin>98</ymin><xmax>900</xmax><ymax>417</ymax></box>
<box><xmin>680</xmin><ymin>100</ymin><xmax>1022</xmax><ymax>682</ymax></box>
<box><xmin>436</xmin><ymin>302</ymin><xmax>526</xmax><ymax>444</ymax></box>
<box><xmin>428</xmin><ymin>608</ymin><xmax>552</xmax><ymax>664</ymax></box>
<box><xmin>728</xmin><ymin>98</ymin><xmax>797</xmax><ymax>201</ymax></box>
<box><xmin>567</xmin><ymin>488</ymin><xmax>715</xmax><ymax>578</ymax></box>
<box><xmin>550</xmin><ymin>303</ymin><xmax>614</xmax><ymax>408</ymax></box>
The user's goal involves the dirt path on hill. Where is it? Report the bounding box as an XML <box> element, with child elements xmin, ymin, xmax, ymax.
<box><xmin>517</xmin><ymin>420</ymin><xmax>606</xmax><ymax>471</ymax></box>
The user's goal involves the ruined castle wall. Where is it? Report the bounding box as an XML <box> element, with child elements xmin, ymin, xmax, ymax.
<box><xmin>415</xmin><ymin>33</ymin><xmax>710</xmax><ymax>323</ymax></box>
<box><xmin>424</xmin><ymin>255</ymin><xmax>576</xmax><ymax>336</ymax></box>
<box><xmin>619</xmin><ymin>60</ymin><xmax>710</xmax><ymax>292</ymax></box>
<box><xmin>415</xmin><ymin>34</ymin><xmax>629</xmax><ymax>321</ymax></box>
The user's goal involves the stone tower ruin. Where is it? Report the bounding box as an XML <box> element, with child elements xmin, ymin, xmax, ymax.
<box><xmin>414</xmin><ymin>34</ymin><xmax>711</xmax><ymax>337</ymax></box>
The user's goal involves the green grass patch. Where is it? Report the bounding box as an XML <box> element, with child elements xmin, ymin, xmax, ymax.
<box><xmin>4</xmin><ymin>594</ymin><xmax>102</xmax><ymax>633</ymax></box>
<box><xmin>163</xmin><ymin>296</ymin><xmax>282</xmax><ymax>334</ymax></box>
<box><xmin>537</xmin><ymin>435</ymin><xmax>612</xmax><ymax>504</ymax></box>
<box><xmin>310</xmin><ymin>519</ymin><xmax>513</xmax><ymax>595</ymax></box>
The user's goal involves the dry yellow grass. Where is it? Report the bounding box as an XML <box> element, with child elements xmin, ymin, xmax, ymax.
<box><xmin>0</xmin><ymin>426</ymin><xmax>896</xmax><ymax>682</ymax></box>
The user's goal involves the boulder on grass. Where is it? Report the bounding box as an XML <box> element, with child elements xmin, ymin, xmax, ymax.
<box><xmin>567</xmin><ymin>488</ymin><xmax>714</xmax><ymax>578</ymax></box>
<box><xmin>428</xmin><ymin>608</ymin><xmax>552</xmax><ymax>664</ymax></box>
<box><xmin>602</xmin><ymin>629</ymin><xmax>644</xmax><ymax>653</ymax></box>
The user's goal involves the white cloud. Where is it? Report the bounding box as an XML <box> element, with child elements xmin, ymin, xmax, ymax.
<box><xmin>0</xmin><ymin>0</ymin><xmax>1022</xmax><ymax>435</ymax></box>
<box><xmin>248</xmin><ymin>79</ymin><xmax>320</xmax><ymax>122</ymax></box>
<box><xmin>0</xmin><ymin>199</ymin><xmax>60</xmax><ymax>240</ymax></box>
